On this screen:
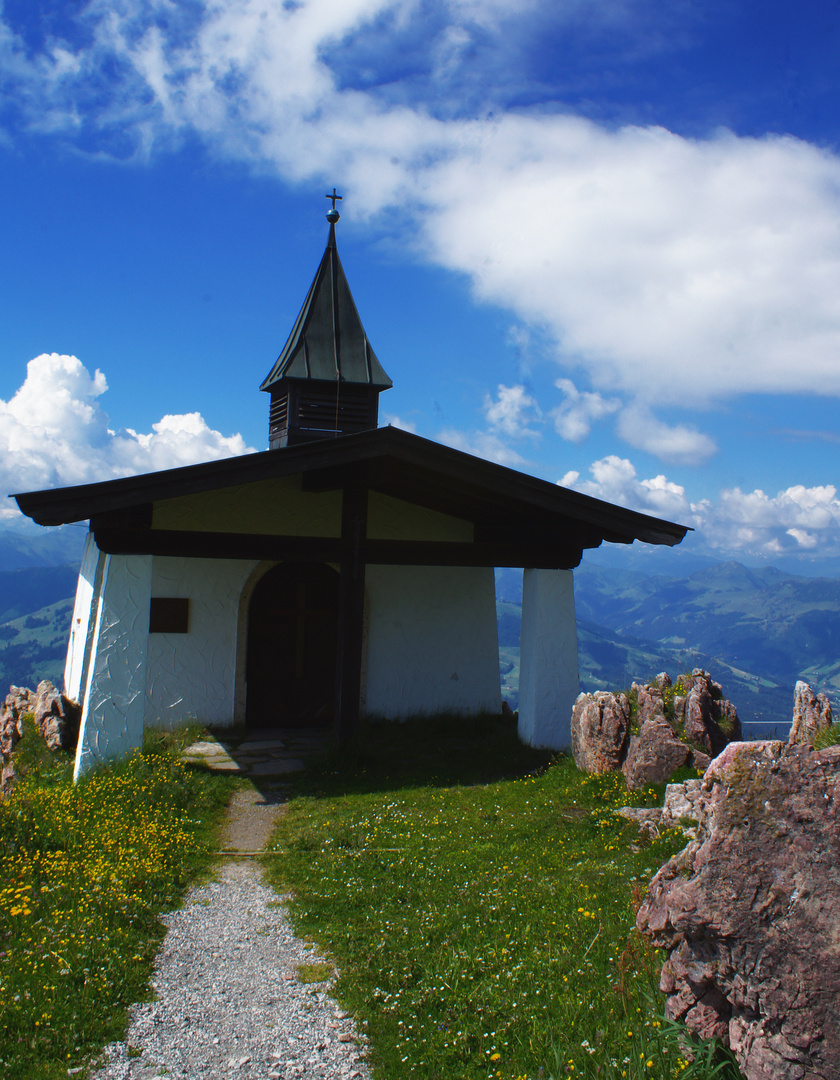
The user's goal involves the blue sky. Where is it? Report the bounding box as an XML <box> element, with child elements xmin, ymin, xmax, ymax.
<box><xmin>1</xmin><ymin>0</ymin><xmax>840</xmax><ymax>567</ymax></box>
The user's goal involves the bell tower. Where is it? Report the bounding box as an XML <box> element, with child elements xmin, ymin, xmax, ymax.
<box><xmin>260</xmin><ymin>191</ymin><xmax>393</xmax><ymax>449</ymax></box>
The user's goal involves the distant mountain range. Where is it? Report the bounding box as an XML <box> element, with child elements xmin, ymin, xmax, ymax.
<box><xmin>497</xmin><ymin>558</ymin><xmax>840</xmax><ymax>735</ymax></box>
<box><xmin>0</xmin><ymin>533</ymin><xmax>836</xmax><ymax>737</ymax></box>
<box><xmin>0</xmin><ymin>527</ymin><xmax>87</xmax><ymax>571</ymax></box>
<box><xmin>0</xmin><ymin>564</ymin><xmax>80</xmax><ymax>624</ymax></box>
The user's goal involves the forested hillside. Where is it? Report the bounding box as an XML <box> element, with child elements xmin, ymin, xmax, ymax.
<box><xmin>0</xmin><ymin>598</ymin><xmax>73</xmax><ymax>690</ymax></box>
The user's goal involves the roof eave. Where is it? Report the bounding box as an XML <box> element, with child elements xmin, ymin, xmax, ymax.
<box><xmin>12</xmin><ymin>427</ymin><xmax>690</xmax><ymax>547</ymax></box>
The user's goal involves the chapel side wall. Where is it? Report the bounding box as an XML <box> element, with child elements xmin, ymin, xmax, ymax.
<box><xmin>517</xmin><ymin>567</ymin><xmax>579</xmax><ymax>751</ymax></box>
<box><xmin>74</xmin><ymin>553</ymin><xmax>152</xmax><ymax>780</ymax></box>
<box><xmin>363</xmin><ymin>565</ymin><xmax>501</xmax><ymax>718</ymax></box>
<box><xmin>64</xmin><ymin>533</ymin><xmax>104</xmax><ymax>702</ymax></box>
<box><xmin>145</xmin><ymin>556</ymin><xmax>260</xmax><ymax>729</ymax></box>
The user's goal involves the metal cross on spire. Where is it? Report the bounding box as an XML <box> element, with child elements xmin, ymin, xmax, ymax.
<box><xmin>325</xmin><ymin>188</ymin><xmax>342</xmax><ymax>224</ymax></box>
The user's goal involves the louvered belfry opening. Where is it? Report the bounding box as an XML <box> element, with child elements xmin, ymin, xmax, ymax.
<box><xmin>269</xmin><ymin>382</ymin><xmax>380</xmax><ymax>448</ymax></box>
<box><xmin>261</xmin><ymin>212</ymin><xmax>392</xmax><ymax>449</ymax></box>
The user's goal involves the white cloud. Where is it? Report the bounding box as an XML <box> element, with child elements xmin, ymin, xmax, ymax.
<box><xmin>423</xmin><ymin>122</ymin><xmax>840</xmax><ymax>406</ymax></box>
<box><xmin>439</xmin><ymin>383</ymin><xmax>541</xmax><ymax>469</ymax></box>
<box><xmin>786</xmin><ymin>527</ymin><xmax>818</xmax><ymax>550</ymax></box>
<box><xmin>702</xmin><ymin>484</ymin><xmax>840</xmax><ymax>556</ymax></box>
<box><xmin>561</xmin><ymin>457</ymin><xmax>840</xmax><ymax>557</ymax></box>
<box><xmin>1</xmin><ymin>354</ymin><xmax>254</xmax><ymax>519</ymax></box>
<box><xmin>615</xmin><ymin>403</ymin><xmax>717</xmax><ymax>464</ymax></box>
<box><xmin>4</xmin><ymin>3</ymin><xmax>840</xmax><ymax>461</ymax></box>
<box><xmin>381</xmin><ymin>413</ymin><xmax>418</xmax><ymax>433</ymax></box>
<box><xmin>115</xmin><ymin>413</ymin><xmax>253</xmax><ymax>473</ymax></box>
<box><xmin>551</xmin><ymin>377</ymin><xmax>619</xmax><ymax>442</ymax></box>
<box><xmin>437</xmin><ymin>426</ymin><xmax>528</xmax><ymax>467</ymax></box>
<box><xmin>560</xmin><ymin>454</ymin><xmax>691</xmax><ymax>520</ymax></box>
<box><xmin>483</xmin><ymin>383</ymin><xmax>541</xmax><ymax>438</ymax></box>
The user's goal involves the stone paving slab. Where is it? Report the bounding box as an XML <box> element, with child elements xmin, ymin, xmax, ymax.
<box><xmin>204</xmin><ymin>759</ymin><xmax>243</xmax><ymax>772</ymax></box>
<box><xmin>182</xmin><ymin>740</ymin><xmax>229</xmax><ymax>758</ymax></box>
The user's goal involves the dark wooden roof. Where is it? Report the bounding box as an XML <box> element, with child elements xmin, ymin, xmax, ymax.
<box><xmin>13</xmin><ymin>427</ymin><xmax>689</xmax><ymax>568</ymax></box>
<box><xmin>260</xmin><ymin>224</ymin><xmax>392</xmax><ymax>391</ymax></box>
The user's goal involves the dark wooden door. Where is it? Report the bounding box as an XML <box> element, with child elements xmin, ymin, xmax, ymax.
<box><xmin>246</xmin><ymin>562</ymin><xmax>340</xmax><ymax>728</ymax></box>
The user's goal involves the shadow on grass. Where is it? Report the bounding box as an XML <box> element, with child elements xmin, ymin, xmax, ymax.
<box><xmin>273</xmin><ymin>711</ymin><xmax>558</xmax><ymax>799</ymax></box>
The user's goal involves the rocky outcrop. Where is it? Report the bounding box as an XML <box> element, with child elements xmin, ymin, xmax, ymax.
<box><xmin>789</xmin><ymin>680</ymin><xmax>832</xmax><ymax>745</ymax></box>
<box><xmin>659</xmin><ymin>778</ymin><xmax>705</xmax><ymax>834</ymax></box>
<box><xmin>570</xmin><ymin>691</ymin><xmax>630</xmax><ymax>774</ymax></box>
<box><xmin>637</xmin><ymin>740</ymin><xmax>840</xmax><ymax>1080</ymax></box>
<box><xmin>571</xmin><ymin>670</ymin><xmax>738</xmax><ymax>788</ymax></box>
<box><xmin>1</xmin><ymin>687</ymin><xmax>29</xmax><ymax>795</ymax></box>
<box><xmin>0</xmin><ymin>681</ymin><xmax>80</xmax><ymax>795</ymax></box>
<box><xmin>1</xmin><ymin>681</ymin><xmax>80</xmax><ymax>752</ymax></box>
<box><xmin>31</xmin><ymin>680</ymin><xmax>80</xmax><ymax>751</ymax></box>
<box><xmin>672</xmin><ymin>669</ymin><xmax>741</xmax><ymax>757</ymax></box>
<box><xmin>622</xmin><ymin>718</ymin><xmax>710</xmax><ymax>790</ymax></box>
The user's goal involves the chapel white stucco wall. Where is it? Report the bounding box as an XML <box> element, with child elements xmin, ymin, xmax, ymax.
<box><xmin>64</xmin><ymin>533</ymin><xmax>105</xmax><ymax>703</ymax></box>
<box><xmin>517</xmin><ymin>567</ymin><xmax>580</xmax><ymax>751</ymax></box>
<box><xmin>363</xmin><ymin>565</ymin><xmax>501</xmax><ymax>718</ymax></box>
<box><xmin>145</xmin><ymin>556</ymin><xmax>261</xmax><ymax>729</ymax></box>
<box><xmin>74</xmin><ymin>552</ymin><xmax>153</xmax><ymax>781</ymax></box>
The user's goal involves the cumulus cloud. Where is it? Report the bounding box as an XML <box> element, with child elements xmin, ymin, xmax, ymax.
<box><xmin>551</xmin><ymin>377</ymin><xmax>619</xmax><ymax>443</ymax></box>
<box><xmin>437</xmin><ymin>426</ymin><xmax>529</xmax><ymax>467</ymax></box>
<box><xmin>4</xmin><ymin>3</ymin><xmax>840</xmax><ymax>461</ymax></box>
<box><xmin>702</xmin><ymin>484</ymin><xmax>840</xmax><ymax>557</ymax></box>
<box><xmin>1</xmin><ymin>354</ymin><xmax>254</xmax><ymax>521</ymax></box>
<box><xmin>437</xmin><ymin>383</ymin><xmax>541</xmax><ymax>469</ymax></box>
<box><xmin>422</xmin><ymin>123</ymin><xmax>840</xmax><ymax>406</ymax></box>
<box><xmin>561</xmin><ymin>456</ymin><xmax>840</xmax><ymax>557</ymax></box>
<box><xmin>615</xmin><ymin>403</ymin><xmax>717</xmax><ymax>464</ymax></box>
<box><xmin>559</xmin><ymin>455</ymin><xmax>691</xmax><ymax>520</ymax></box>
<box><xmin>483</xmin><ymin>383</ymin><xmax>541</xmax><ymax>438</ymax></box>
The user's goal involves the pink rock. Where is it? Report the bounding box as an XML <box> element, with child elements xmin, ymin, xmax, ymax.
<box><xmin>570</xmin><ymin>691</ymin><xmax>630</xmax><ymax>774</ymax></box>
<box><xmin>789</xmin><ymin>680</ymin><xmax>832</xmax><ymax>745</ymax></box>
<box><xmin>638</xmin><ymin>742</ymin><xmax>840</xmax><ymax>1080</ymax></box>
<box><xmin>683</xmin><ymin>669</ymin><xmax>742</xmax><ymax>756</ymax></box>
<box><xmin>703</xmin><ymin>740</ymin><xmax>784</xmax><ymax>788</ymax></box>
<box><xmin>622</xmin><ymin>718</ymin><xmax>692</xmax><ymax>790</ymax></box>
<box><xmin>635</xmin><ymin>684</ymin><xmax>666</xmax><ymax>726</ymax></box>
<box><xmin>0</xmin><ymin>711</ymin><xmax>22</xmax><ymax>757</ymax></box>
<box><xmin>1</xmin><ymin>759</ymin><xmax>17</xmax><ymax>796</ymax></box>
<box><xmin>0</xmin><ymin>682</ymin><xmax>80</xmax><ymax>797</ymax></box>
<box><xmin>30</xmin><ymin>680</ymin><xmax>80</xmax><ymax>751</ymax></box>
<box><xmin>571</xmin><ymin>671</ymin><xmax>742</xmax><ymax>788</ymax></box>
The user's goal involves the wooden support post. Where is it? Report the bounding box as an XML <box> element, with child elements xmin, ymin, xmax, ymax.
<box><xmin>336</xmin><ymin>485</ymin><xmax>368</xmax><ymax>744</ymax></box>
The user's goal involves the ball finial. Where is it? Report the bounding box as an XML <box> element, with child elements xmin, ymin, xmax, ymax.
<box><xmin>326</xmin><ymin>187</ymin><xmax>342</xmax><ymax>224</ymax></box>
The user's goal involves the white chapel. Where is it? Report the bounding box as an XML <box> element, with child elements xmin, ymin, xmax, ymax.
<box><xmin>14</xmin><ymin>196</ymin><xmax>688</xmax><ymax>778</ymax></box>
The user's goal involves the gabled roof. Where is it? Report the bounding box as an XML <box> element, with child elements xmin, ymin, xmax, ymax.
<box><xmin>260</xmin><ymin>224</ymin><xmax>392</xmax><ymax>391</ymax></box>
<box><xmin>13</xmin><ymin>427</ymin><xmax>689</xmax><ymax>568</ymax></box>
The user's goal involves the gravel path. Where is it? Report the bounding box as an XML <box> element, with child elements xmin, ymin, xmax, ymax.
<box><xmin>91</xmin><ymin>788</ymin><xmax>372</xmax><ymax>1080</ymax></box>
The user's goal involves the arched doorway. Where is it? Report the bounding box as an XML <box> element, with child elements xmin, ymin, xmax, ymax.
<box><xmin>245</xmin><ymin>562</ymin><xmax>340</xmax><ymax>729</ymax></box>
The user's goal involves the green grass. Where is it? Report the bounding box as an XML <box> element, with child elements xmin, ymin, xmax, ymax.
<box><xmin>0</xmin><ymin>727</ymin><xmax>236</xmax><ymax>1080</ymax></box>
<box><xmin>812</xmin><ymin>723</ymin><xmax>840</xmax><ymax>749</ymax></box>
<box><xmin>264</xmin><ymin>715</ymin><xmax>742</xmax><ymax>1080</ymax></box>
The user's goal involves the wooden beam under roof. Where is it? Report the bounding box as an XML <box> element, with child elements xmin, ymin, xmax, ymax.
<box><xmin>92</xmin><ymin>528</ymin><xmax>586</xmax><ymax>569</ymax></box>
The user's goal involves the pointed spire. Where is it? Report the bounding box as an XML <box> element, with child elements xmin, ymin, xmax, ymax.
<box><xmin>260</xmin><ymin>193</ymin><xmax>392</xmax><ymax>391</ymax></box>
<box><xmin>260</xmin><ymin>192</ymin><xmax>393</xmax><ymax>448</ymax></box>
